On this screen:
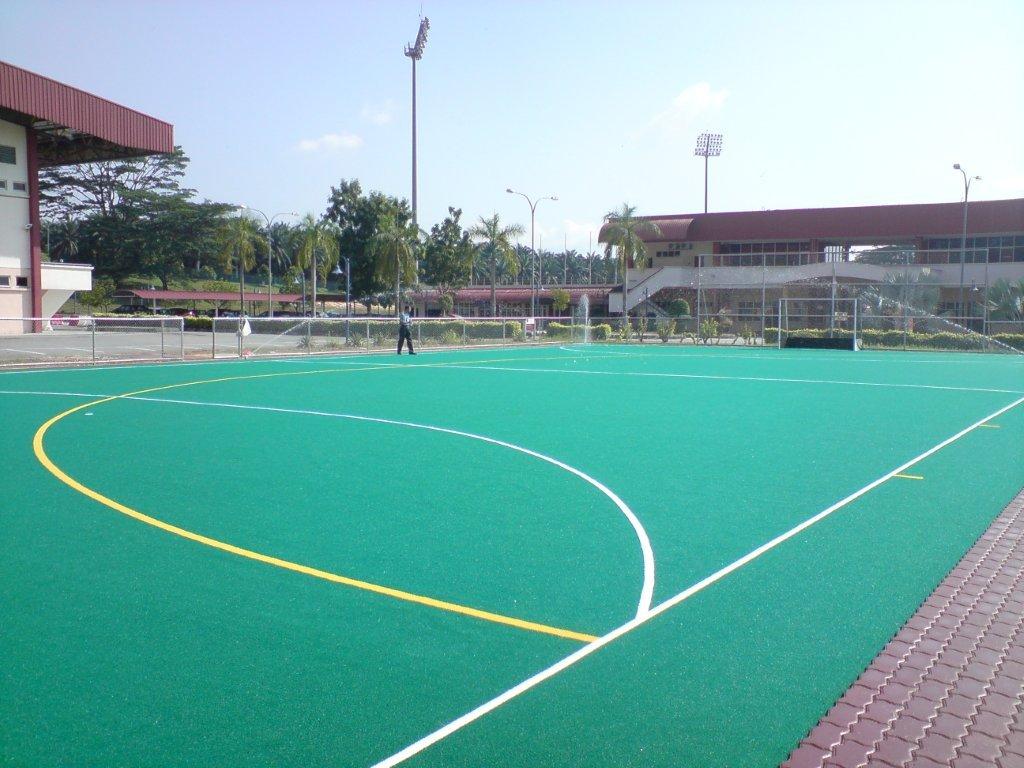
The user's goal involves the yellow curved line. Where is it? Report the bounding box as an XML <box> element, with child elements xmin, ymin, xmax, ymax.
<box><xmin>31</xmin><ymin>367</ymin><xmax>598</xmax><ymax>644</ymax></box>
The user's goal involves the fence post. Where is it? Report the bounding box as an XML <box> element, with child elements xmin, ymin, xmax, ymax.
<box><xmin>211</xmin><ymin>319</ymin><xmax>217</xmax><ymax>359</ymax></box>
<box><xmin>365</xmin><ymin>320</ymin><xmax>370</xmax><ymax>353</ymax></box>
<box><xmin>91</xmin><ymin>318</ymin><xmax>96</xmax><ymax>363</ymax></box>
<box><xmin>462</xmin><ymin>320</ymin><xmax>466</xmax><ymax>347</ymax></box>
<box><xmin>160</xmin><ymin>319</ymin><xmax>165</xmax><ymax>359</ymax></box>
<box><xmin>179</xmin><ymin>318</ymin><xmax>185</xmax><ymax>360</ymax></box>
<box><xmin>306</xmin><ymin>319</ymin><xmax>311</xmax><ymax>354</ymax></box>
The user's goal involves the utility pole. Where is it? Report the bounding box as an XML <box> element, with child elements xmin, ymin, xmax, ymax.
<box><xmin>953</xmin><ymin>163</ymin><xmax>981</xmax><ymax>323</ymax></box>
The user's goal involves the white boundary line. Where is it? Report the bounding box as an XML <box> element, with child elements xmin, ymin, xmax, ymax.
<box><xmin>1</xmin><ymin>388</ymin><xmax>655</xmax><ymax>619</ymax></box>
<box><xmin>555</xmin><ymin>345</ymin><xmax>1024</xmax><ymax>365</ymax></box>
<box><xmin>370</xmin><ymin>394</ymin><xmax>1024</xmax><ymax>768</ymax></box>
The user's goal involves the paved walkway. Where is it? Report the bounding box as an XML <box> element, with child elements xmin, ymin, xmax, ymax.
<box><xmin>784</xmin><ymin>487</ymin><xmax>1024</xmax><ymax>767</ymax></box>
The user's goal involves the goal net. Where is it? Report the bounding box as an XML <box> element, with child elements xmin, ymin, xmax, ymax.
<box><xmin>777</xmin><ymin>298</ymin><xmax>859</xmax><ymax>350</ymax></box>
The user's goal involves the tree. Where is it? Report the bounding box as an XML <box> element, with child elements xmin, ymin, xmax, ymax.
<box><xmin>600</xmin><ymin>203</ymin><xmax>661</xmax><ymax>316</ymax></box>
<box><xmin>40</xmin><ymin>146</ymin><xmax>192</xmax><ymax>220</ymax></box>
<box><xmin>469</xmin><ymin>214</ymin><xmax>525</xmax><ymax>316</ymax></box>
<box><xmin>551</xmin><ymin>288</ymin><xmax>570</xmax><ymax>314</ymax></box>
<box><xmin>367</xmin><ymin>214</ymin><xmax>419</xmax><ymax>315</ymax></box>
<box><xmin>323</xmin><ymin>179</ymin><xmax>413</xmax><ymax>303</ymax></box>
<box><xmin>666</xmin><ymin>298</ymin><xmax>691</xmax><ymax>317</ymax></box>
<box><xmin>422</xmin><ymin>207</ymin><xmax>473</xmax><ymax>296</ymax></box>
<box><xmin>219</xmin><ymin>215</ymin><xmax>261</xmax><ymax>313</ymax></box>
<box><xmin>77</xmin><ymin>276</ymin><xmax>116</xmax><ymax>310</ymax></box>
<box><xmin>295</xmin><ymin>214</ymin><xmax>340</xmax><ymax>315</ymax></box>
<box><xmin>987</xmin><ymin>278</ymin><xmax>1024</xmax><ymax>321</ymax></box>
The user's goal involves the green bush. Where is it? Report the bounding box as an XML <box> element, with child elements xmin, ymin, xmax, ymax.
<box><xmin>699</xmin><ymin>318</ymin><xmax>720</xmax><ymax>344</ymax></box>
<box><xmin>635</xmin><ymin>316</ymin><xmax>649</xmax><ymax>343</ymax></box>
<box><xmin>591</xmin><ymin>323</ymin><xmax>613</xmax><ymax>341</ymax></box>
<box><xmin>666</xmin><ymin>299</ymin><xmax>690</xmax><ymax>317</ymax></box>
<box><xmin>439</xmin><ymin>329</ymin><xmax>461</xmax><ymax>346</ymax></box>
<box><xmin>546</xmin><ymin>322</ymin><xmax>572</xmax><ymax>339</ymax></box>
<box><xmin>657</xmin><ymin>319</ymin><xmax>676</xmax><ymax>343</ymax></box>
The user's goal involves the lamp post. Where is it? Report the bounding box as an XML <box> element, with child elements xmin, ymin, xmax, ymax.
<box><xmin>238</xmin><ymin>205</ymin><xmax>297</xmax><ymax>317</ymax></box>
<box><xmin>506</xmin><ymin>188</ymin><xmax>558</xmax><ymax>317</ymax></box>
<box><xmin>694</xmin><ymin>133</ymin><xmax>723</xmax><ymax>214</ymax></box>
<box><xmin>952</xmin><ymin>164</ymin><xmax>980</xmax><ymax>324</ymax></box>
<box><xmin>405</xmin><ymin>17</ymin><xmax>430</xmax><ymax>228</ymax></box>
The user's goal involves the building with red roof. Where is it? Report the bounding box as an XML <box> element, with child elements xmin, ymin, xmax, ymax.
<box><xmin>0</xmin><ymin>61</ymin><xmax>173</xmax><ymax>330</ymax></box>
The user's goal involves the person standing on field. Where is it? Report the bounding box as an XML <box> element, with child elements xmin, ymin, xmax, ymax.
<box><xmin>398</xmin><ymin>305</ymin><xmax>415</xmax><ymax>355</ymax></box>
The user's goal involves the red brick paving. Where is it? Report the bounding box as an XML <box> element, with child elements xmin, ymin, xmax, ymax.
<box><xmin>782</xmin><ymin>486</ymin><xmax>1024</xmax><ymax>768</ymax></box>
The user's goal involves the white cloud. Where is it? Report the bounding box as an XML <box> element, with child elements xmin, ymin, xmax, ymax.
<box><xmin>647</xmin><ymin>82</ymin><xmax>728</xmax><ymax>138</ymax></box>
<box><xmin>295</xmin><ymin>132</ymin><xmax>364</xmax><ymax>152</ymax></box>
<box><xmin>360</xmin><ymin>100</ymin><xmax>397</xmax><ymax>125</ymax></box>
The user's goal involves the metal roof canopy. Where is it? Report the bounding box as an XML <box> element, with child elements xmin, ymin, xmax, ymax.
<box><xmin>599</xmin><ymin>198</ymin><xmax>1024</xmax><ymax>244</ymax></box>
<box><xmin>0</xmin><ymin>61</ymin><xmax>174</xmax><ymax>167</ymax></box>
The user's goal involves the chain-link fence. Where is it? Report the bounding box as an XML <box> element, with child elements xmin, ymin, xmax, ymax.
<box><xmin>0</xmin><ymin>316</ymin><xmax>186</xmax><ymax>367</ymax></box>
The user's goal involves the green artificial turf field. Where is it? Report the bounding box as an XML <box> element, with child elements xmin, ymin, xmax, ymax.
<box><xmin>2</xmin><ymin>344</ymin><xmax>1022</xmax><ymax>767</ymax></box>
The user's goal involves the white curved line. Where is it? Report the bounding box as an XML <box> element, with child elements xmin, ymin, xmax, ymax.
<box><xmin>86</xmin><ymin>392</ymin><xmax>656</xmax><ymax>619</ymax></box>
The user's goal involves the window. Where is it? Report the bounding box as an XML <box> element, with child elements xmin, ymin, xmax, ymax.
<box><xmin>0</xmin><ymin>276</ymin><xmax>9</xmax><ymax>287</ymax></box>
<box><xmin>0</xmin><ymin>145</ymin><xmax>14</xmax><ymax>164</ymax></box>
<box><xmin>16</xmin><ymin>276</ymin><xmax>28</xmax><ymax>287</ymax></box>
<box><xmin>0</xmin><ymin>180</ymin><xmax>6</xmax><ymax>190</ymax></box>
<box><xmin>12</xmin><ymin>182</ymin><xmax>26</xmax><ymax>192</ymax></box>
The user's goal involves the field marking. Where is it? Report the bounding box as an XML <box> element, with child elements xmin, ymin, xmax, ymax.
<box><xmin>979</xmin><ymin>423</ymin><xmax>1001</xmax><ymax>429</ymax></box>
<box><xmin>2</xmin><ymin>347</ymin><xmax>46</xmax><ymax>356</ymax></box>
<box><xmin>106</xmin><ymin>393</ymin><xmax>655</xmax><ymax>619</ymax></box>
<box><xmin>28</xmin><ymin>364</ymin><xmax>651</xmax><ymax>639</ymax></box>
<box><xmin>416</xmin><ymin>363</ymin><xmax>1024</xmax><ymax>395</ymax></box>
<box><xmin>555</xmin><ymin>345</ymin><xmax>1024</xmax><ymax>365</ymax></box>
<box><xmin>893</xmin><ymin>473</ymin><xmax>925</xmax><ymax>480</ymax></box>
<box><xmin>372</xmin><ymin>394</ymin><xmax>1024</xmax><ymax>768</ymax></box>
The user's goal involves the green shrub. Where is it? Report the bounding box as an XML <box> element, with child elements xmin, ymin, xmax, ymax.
<box><xmin>657</xmin><ymin>319</ymin><xmax>676</xmax><ymax>343</ymax></box>
<box><xmin>440</xmin><ymin>329</ymin><xmax>461</xmax><ymax>346</ymax></box>
<box><xmin>635</xmin><ymin>316</ymin><xmax>649</xmax><ymax>343</ymax></box>
<box><xmin>666</xmin><ymin>299</ymin><xmax>690</xmax><ymax>317</ymax></box>
<box><xmin>763</xmin><ymin>326</ymin><xmax>1024</xmax><ymax>353</ymax></box>
<box><xmin>591</xmin><ymin>323</ymin><xmax>613</xmax><ymax>341</ymax></box>
<box><xmin>546</xmin><ymin>322</ymin><xmax>572</xmax><ymax>339</ymax></box>
<box><xmin>699</xmin><ymin>318</ymin><xmax>720</xmax><ymax>344</ymax></box>
<box><xmin>618</xmin><ymin>317</ymin><xmax>632</xmax><ymax>341</ymax></box>
<box><xmin>739</xmin><ymin>324</ymin><xmax>756</xmax><ymax>346</ymax></box>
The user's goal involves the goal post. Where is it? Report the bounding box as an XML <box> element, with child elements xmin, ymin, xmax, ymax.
<box><xmin>777</xmin><ymin>297</ymin><xmax>859</xmax><ymax>350</ymax></box>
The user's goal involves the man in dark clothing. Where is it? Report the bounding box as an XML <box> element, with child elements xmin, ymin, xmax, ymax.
<box><xmin>398</xmin><ymin>305</ymin><xmax>415</xmax><ymax>355</ymax></box>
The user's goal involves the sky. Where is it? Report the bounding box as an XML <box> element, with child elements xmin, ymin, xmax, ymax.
<box><xmin>5</xmin><ymin>0</ymin><xmax>1023</xmax><ymax>252</ymax></box>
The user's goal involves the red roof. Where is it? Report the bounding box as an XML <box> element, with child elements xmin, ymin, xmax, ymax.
<box><xmin>0</xmin><ymin>61</ymin><xmax>173</xmax><ymax>165</ymax></box>
<box><xmin>599</xmin><ymin>198</ymin><xmax>1024</xmax><ymax>244</ymax></box>
<box><xmin>117</xmin><ymin>289</ymin><xmax>303</xmax><ymax>303</ymax></box>
<box><xmin>412</xmin><ymin>286</ymin><xmax>613</xmax><ymax>302</ymax></box>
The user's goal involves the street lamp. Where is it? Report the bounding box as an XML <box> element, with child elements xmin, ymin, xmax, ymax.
<box><xmin>238</xmin><ymin>205</ymin><xmax>298</xmax><ymax>317</ymax></box>
<box><xmin>405</xmin><ymin>17</ymin><xmax>430</xmax><ymax>228</ymax></box>
<box><xmin>694</xmin><ymin>132</ymin><xmax>723</xmax><ymax>214</ymax></box>
<box><xmin>506</xmin><ymin>188</ymin><xmax>558</xmax><ymax>317</ymax></box>
<box><xmin>952</xmin><ymin>164</ymin><xmax>981</xmax><ymax>323</ymax></box>
<box><xmin>332</xmin><ymin>257</ymin><xmax>352</xmax><ymax>317</ymax></box>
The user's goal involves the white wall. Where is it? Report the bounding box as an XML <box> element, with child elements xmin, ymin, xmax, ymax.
<box><xmin>0</xmin><ymin>118</ymin><xmax>29</xmax><ymax>272</ymax></box>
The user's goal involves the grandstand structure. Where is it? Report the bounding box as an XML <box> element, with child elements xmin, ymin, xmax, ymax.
<box><xmin>601</xmin><ymin>198</ymin><xmax>1024</xmax><ymax>330</ymax></box>
<box><xmin>0</xmin><ymin>60</ymin><xmax>173</xmax><ymax>331</ymax></box>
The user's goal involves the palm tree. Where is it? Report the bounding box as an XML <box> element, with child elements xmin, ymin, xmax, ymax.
<box><xmin>220</xmin><ymin>215</ymin><xmax>260</xmax><ymax>314</ymax></box>
<box><xmin>600</xmin><ymin>203</ymin><xmax>661</xmax><ymax>316</ymax></box>
<box><xmin>469</xmin><ymin>214</ymin><xmax>525</xmax><ymax>316</ymax></box>
<box><xmin>295</xmin><ymin>214</ymin><xmax>340</xmax><ymax>316</ymax></box>
<box><xmin>367</xmin><ymin>214</ymin><xmax>419</xmax><ymax>316</ymax></box>
<box><xmin>987</xmin><ymin>278</ymin><xmax>1024</xmax><ymax>321</ymax></box>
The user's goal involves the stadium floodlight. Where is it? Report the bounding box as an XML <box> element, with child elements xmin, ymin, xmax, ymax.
<box><xmin>506</xmin><ymin>189</ymin><xmax>558</xmax><ymax>318</ymax></box>
<box><xmin>694</xmin><ymin>132</ymin><xmax>724</xmax><ymax>214</ymax></box>
<box><xmin>952</xmin><ymin>164</ymin><xmax>981</xmax><ymax>321</ymax></box>
<box><xmin>405</xmin><ymin>17</ymin><xmax>430</xmax><ymax>229</ymax></box>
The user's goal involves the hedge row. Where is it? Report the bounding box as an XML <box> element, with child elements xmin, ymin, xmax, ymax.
<box><xmin>763</xmin><ymin>327</ymin><xmax>1024</xmax><ymax>352</ymax></box>
<box><xmin>184</xmin><ymin>317</ymin><xmax>523</xmax><ymax>339</ymax></box>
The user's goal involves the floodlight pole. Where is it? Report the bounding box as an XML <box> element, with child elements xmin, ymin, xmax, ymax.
<box><xmin>953</xmin><ymin>164</ymin><xmax>980</xmax><ymax>325</ymax></box>
<box><xmin>405</xmin><ymin>17</ymin><xmax>430</xmax><ymax>230</ymax></box>
<box><xmin>694</xmin><ymin>133</ymin><xmax>723</xmax><ymax>214</ymax></box>
<box><xmin>506</xmin><ymin>188</ymin><xmax>558</xmax><ymax>317</ymax></box>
